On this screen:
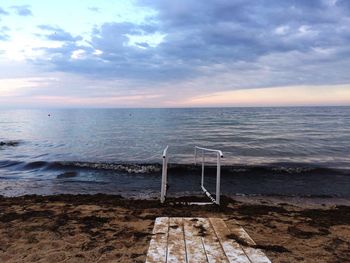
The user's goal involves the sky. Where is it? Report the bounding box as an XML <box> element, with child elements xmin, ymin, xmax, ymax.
<box><xmin>0</xmin><ymin>0</ymin><xmax>350</xmax><ymax>108</ymax></box>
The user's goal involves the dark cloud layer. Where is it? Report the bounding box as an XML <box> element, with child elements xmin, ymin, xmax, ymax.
<box><xmin>33</xmin><ymin>0</ymin><xmax>350</xmax><ymax>88</ymax></box>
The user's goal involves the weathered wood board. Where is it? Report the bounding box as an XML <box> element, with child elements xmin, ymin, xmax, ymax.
<box><xmin>146</xmin><ymin>217</ymin><xmax>271</xmax><ymax>263</ymax></box>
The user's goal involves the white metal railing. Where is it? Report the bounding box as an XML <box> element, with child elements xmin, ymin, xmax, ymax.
<box><xmin>160</xmin><ymin>145</ymin><xmax>223</xmax><ymax>205</ymax></box>
<box><xmin>160</xmin><ymin>145</ymin><xmax>169</xmax><ymax>203</ymax></box>
<box><xmin>194</xmin><ymin>146</ymin><xmax>223</xmax><ymax>205</ymax></box>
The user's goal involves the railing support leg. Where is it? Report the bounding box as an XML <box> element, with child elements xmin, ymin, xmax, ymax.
<box><xmin>201</xmin><ymin>150</ymin><xmax>205</xmax><ymax>188</ymax></box>
<box><xmin>161</xmin><ymin>146</ymin><xmax>169</xmax><ymax>204</ymax></box>
<box><xmin>164</xmin><ymin>156</ymin><xmax>168</xmax><ymax>196</ymax></box>
<box><xmin>161</xmin><ymin>156</ymin><xmax>166</xmax><ymax>203</ymax></box>
<box><xmin>216</xmin><ymin>153</ymin><xmax>221</xmax><ymax>205</ymax></box>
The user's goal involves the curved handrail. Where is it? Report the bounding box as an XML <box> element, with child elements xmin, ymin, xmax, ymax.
<box><xmin>195</xmin><ymin>146</ymin><xmax>223</xmax><ymax>158</ymax></box>
<box><xmin>162</xmin><ymin>145</ymin><xmax>169</xmax><ymax>158</ymax></box>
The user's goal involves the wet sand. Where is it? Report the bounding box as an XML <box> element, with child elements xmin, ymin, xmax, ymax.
<box><xmin>0</xmin><ymin>194</ymin><xmax>349</xmax><ymax>263</ymax></box>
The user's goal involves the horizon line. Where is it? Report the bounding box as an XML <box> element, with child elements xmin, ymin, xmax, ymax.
<box><xmin>0</xmin><ymin>104</ymin><xmax>349</xmax><ymax>110</ymax></box>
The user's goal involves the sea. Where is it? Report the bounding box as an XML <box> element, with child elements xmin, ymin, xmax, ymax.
<box><xmin>0</xmin><ymin>107</ymin><xmax>349</xmax><ymax>198</ymax></box>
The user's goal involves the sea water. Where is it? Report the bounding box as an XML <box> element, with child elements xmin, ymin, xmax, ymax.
<box><xmin>0</xmin><ymin>107</ymin><xmax>349</xmax><ymax>197</ymax></box>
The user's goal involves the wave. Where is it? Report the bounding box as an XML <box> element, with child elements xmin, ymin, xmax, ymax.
<box><xmin>48</xmin><ymin>161</ymin><xmax>162</xmax><ymax>173</ymax></box>
<box><xmin>23</xmin><ymin>161</ymin><xmax>49</xmax><ymax>170</ymax></box>
<box><xmin>0</xmin><ymin>160</ymin><xmax>23</xmax><ymax>168</ymax></box>
<box><xmin>1</xmin><ymin>160</ymin><xmax>162</xmax><ymax>174</ymax></box>
<box><xmin>168</xmin><ymin>163</ymin><xmax>350</xmax><ymax>176</ymax></box>
<box><xmin>1</xmin><ymin>159</ymin><xmax>349</xmax><ymax>176</ymax></box>
<box><xmin>0</xmin><ymin>140</ymin><xmax>21</xmax><ymax>147</ymax></box>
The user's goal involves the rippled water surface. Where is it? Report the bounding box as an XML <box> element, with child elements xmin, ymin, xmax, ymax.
<box><xmin>1</xmin><ymin>107</ymin><xmax>349</xmax><ymax>197</ymax></box>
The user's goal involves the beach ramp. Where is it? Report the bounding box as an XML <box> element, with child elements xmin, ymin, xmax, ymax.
<box><xmin>146</xmin><ymin>217</ymin><xmax>271</xmax><ymax>263</ymax></box>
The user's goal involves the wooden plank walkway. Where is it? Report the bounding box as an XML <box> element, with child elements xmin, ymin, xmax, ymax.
<box><xmin>146</xmin><ymin>217</ymin><xmax>271</xmax><ymax>263</ymax></box>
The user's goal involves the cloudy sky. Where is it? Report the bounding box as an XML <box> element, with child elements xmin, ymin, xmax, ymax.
<box><xmin>0</xmin><ymin>0</ymin><xmax>350</xmax><ymax>108</ymax></box>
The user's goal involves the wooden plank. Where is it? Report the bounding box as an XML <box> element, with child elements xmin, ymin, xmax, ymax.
<box><xmin>209</xmin><ymin>218</ymin><xmax>251</xmax><ymax>263</ymax></box>
<box><xmin>146</xmin><ymin>217</ymin><xmax>169</xmax><ymax>263</ymax></box>
<box><xmin>183</xmin><ymin>218</ymin><xmax>208</xmax><ymax>263</ymax></box>
<box><xmin>198</xmin><ymin>218</ymin><xmax>229</xmax><ymax>263</ymax></box>
<box><xmin>167</xmin><ymin>217</ymin><xmax>187</xmax><ymax>263</ymax></box>
<box><xmin>146</xmin><ymin>217</ymin><xmax>270</xmax><ymax>263</ymax></box>
<box><xmin>228</xmin><ymin>220</ymin><xmax>271</xmax><ymax>263</ymax></box>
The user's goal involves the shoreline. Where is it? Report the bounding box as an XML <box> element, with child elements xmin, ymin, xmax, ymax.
<box><xmin>2</xmin><ymin>192</ymin><xmax>350</xmax><ymax>206</ymax></box>
<box><xmin>1</xmin><ymin>194</ymin><xmax>349</xmax><ymax>262</ymax></box>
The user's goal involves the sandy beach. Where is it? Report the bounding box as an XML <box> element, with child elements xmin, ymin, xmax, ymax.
<box><xmin>0</xmin><ymin>194</ymin><xmax>349</xmax><ymax>263</ymax></box>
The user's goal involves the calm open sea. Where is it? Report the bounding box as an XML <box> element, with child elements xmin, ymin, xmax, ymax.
<box><xmin>0</xmin><ymin>107</ymin><xmax>349</xmax><ymax>197</ymax></box>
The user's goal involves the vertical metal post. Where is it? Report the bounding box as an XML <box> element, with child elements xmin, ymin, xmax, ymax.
<box><xmin>161</xmin><ymin>155</ymin><xmax>166</xmax><ymax>203</ymax></box>
<box><xmin>216</xmin><ymin>153</ymin><xmax>221</xmax><ymax>205</ymax></box>
<box><xmin>164</xmin><ymin>156</ymin><xmax>168</xmax><ymax>196</ymax></box>
<box><xmin>201</xmin><ymin>150</ymin><xmax>205</xmax><ymax>187</ymax></box>
<box><xmin>194</xmin><ymin>147</ymin><xmax>197</xmax><ymax>164</ymax></box>
<box><xmin>161</xmin><ymin>146</ymin><xmax>168</xmax><ymax>204</ymax></box>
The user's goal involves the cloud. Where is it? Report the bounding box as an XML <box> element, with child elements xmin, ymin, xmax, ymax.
<box><xmin>88</xmin><ymin>7</ymin><xmax>100</xmax><ymax>13</ymax></box>
<box><xmin>336</xmin><ymin>0</ymin><xmax>350</xmax><ymax>10</ymax></box>
<box><xmin>38</xmin><ymin>25</ymin><xmax>83</xmax><ymax>42</ymax></box>
<box><xmin>30</xmin><ymin>0</ymin><xmax>350</xmax><ymax>91</ymax></box>
<box><xmin>0</xmin><ymin>77</ymin><xmax>44</xmax><ymax>97</ymax></box>
<box><xmin>0</xmin><ymin>7</ymin><xmax>9</xmax><ymax>15</ymax></box>
<box><xmin>33</xmin><ymin>22</ymin><xmax>190</xmax><ymax>81</ymax></box>
<box><xmin>0</xmin><ymin>6</ymin><xmax>8</xmax><ymax>23</ymax></box>
<box><xmin>0</xmin><ymin>26</ymin><xmax>10</xmax><ymax>41</ymax></box>
<box><xmin>11</xmin><ymin>5</ymin><xmax>32</xmax><ymax>16</ymax></box>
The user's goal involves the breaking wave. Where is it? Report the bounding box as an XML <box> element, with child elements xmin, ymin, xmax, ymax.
<box><xmin>1</xmin><ymin>160</ymin><xmax>349</xmax><ymax>176</ymax></box>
